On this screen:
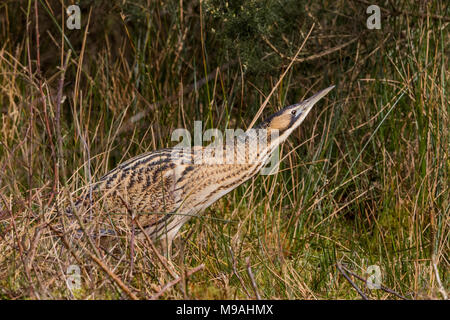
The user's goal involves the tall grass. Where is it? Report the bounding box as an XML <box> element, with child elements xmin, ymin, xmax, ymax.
<box><xmin>0</xmin><ymin>0</ymin><xmax>448</xmax><ymax>299</ymax></box>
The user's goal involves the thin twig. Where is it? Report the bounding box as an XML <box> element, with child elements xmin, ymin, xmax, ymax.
<box><xmin>116</xmin><ymin>194</ymin><xmax>137</xmax><ymax>279</ymax></box>
<box><xmin>150</xmin><ymin>264</ymin><xmax>205</xmax><ymax>300</ymax></box>
<box><xmin>135</xmin><ymin>219</ymin><xmax>179</xmax><ymax>279</ymax></box>
<box><xmin>339</xmin><ymin>263</ymin><xmax>409</xmax><ymax>300</ymax></box>
<box><xmin>432</xmin><ymin>255</ymin><xmax>448</xmax><ymax>300</ymax></box>
<box><xmin>74</xmin><ymin>100</ymin><xmax>93</xmax><ymax>220</ymax></box>
<box><xmin>88</xmin><ymin>252</ymin><xmax>139</xmax><ymax>300</ymax></box>
<box><xmin>47</xmin><ymin>223</ymin><xmax>88</xmax><ymax>276</ymax></box>
<box><xmin>25</xmin><ymin>226</ymin><xmax>43</xmax><ymax>275</ymax></box>
<box><xmin>115</xmin><ymin>193</ymin><xmax>179</xmax><ymax>279</ymax></box>
<box><xmin>247</xmin><ymin>23</ymin><xmax>316</xmax><ymax>130</ymax></box>
<box><xmin>65</xmin><ymin>195</ymin><xmax>102</xmax><ymax>259</ymax></box>
<box><xmin>55</xmin><ymin>49</ymin><xmax>72</xmax><ymax>185</ymax></box>
<box><xmin>34</xmin><ymin>0</ymin><xmax>58</xmax><ymax>207</ymax></box>
<box><xmin>129</xmin><ymin>213</ymin><xmax>136</xmax><ymax>279</ymax></box>
<box><xmin>336</xmin><ymin>263</ymin><xmax>369</xmax><ymax>300</ymax></box>
<box><xmin>245</xmin><ymin>257</ymin><xmax>261</xmax><ymax>300</ymax></box>
<box><xmin>263</xmin><ymin>35</ymin><xmax>359</xmax><ymax>64</ymax></box>
<box><xmin>229</xmin><ymin>247</ymin><xmax>251</xmax><ymax>298</ymax></box>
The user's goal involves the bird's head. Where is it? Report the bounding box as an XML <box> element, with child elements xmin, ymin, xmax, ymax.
<box><xmin>257</xmin><ymin>85</ymin><xmax>335</xmax><ymax>147</ymax></box>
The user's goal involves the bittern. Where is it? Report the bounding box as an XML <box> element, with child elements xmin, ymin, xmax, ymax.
<box><xmin>69</xmin><ymin>86</ymin><xmax>334</xmax><ymax>256</ymax></box>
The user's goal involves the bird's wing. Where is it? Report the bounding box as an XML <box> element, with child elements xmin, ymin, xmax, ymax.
<box><xmin>92</xmin><ymin>148</ymin><xmax>195</xmax><ymax>228</ymax></box>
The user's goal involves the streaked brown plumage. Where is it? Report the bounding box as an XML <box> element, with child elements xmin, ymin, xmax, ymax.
<box><xmin>69</xmin><ymin>86</ymin><xmax>334</xmax><ymax>255</ymax></box>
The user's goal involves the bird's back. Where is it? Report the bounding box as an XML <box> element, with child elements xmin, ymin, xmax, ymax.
<box><xmin>70</xmin><ymin>141</ymin><xmax>265</xmax><ymax>240</ymax></box>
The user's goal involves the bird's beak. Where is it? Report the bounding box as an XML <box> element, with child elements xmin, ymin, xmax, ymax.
<box><xmin>291</xmin><ymin>85</ymin><xmax>335</xmax><ymax>121</ymax></box>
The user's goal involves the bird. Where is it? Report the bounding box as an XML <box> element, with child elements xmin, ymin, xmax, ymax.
<box><xmin>68</xmin><ymin>86</ymin><xmax>334</xmax><ymax>257</ymax></box>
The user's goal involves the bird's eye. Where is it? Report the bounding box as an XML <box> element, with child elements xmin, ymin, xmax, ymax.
<box><xmin>291</xmin><ymin>110</ymin><xmax>296</xmax><ymax>115</ymax></box>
